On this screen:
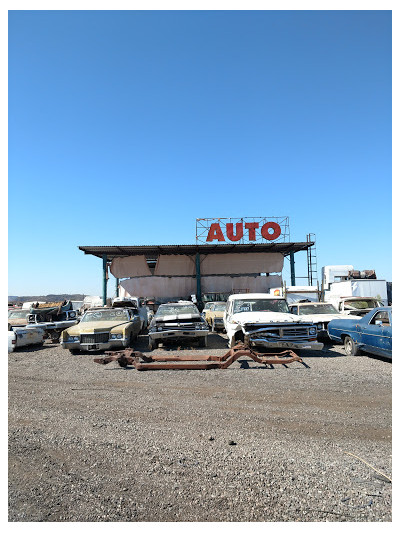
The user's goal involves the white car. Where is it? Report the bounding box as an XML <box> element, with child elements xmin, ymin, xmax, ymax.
<box><xmin>8</xmin><ymin>327</ymin><xmax>45</xmax><ymax>352</ymax></box>
<box><xmin>224</xmin><ymin>293</ymin><xmax>323</xmax><ymax>351</ymax></box>
<box><xmin>289</xmin><ymin>302</ymin><xmax>354</xmax><ymax>339</ymax></box>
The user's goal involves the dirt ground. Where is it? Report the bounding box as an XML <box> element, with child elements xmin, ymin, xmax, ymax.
<box><xmin>8</xmin><ymin>333</ymin><xmax>392</xmax><ymax>522</ymax></box>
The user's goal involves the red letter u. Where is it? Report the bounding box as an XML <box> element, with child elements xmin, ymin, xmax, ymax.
<box><xmin>226</xmin><ymin>222</ymin><xmax>243</xmax><ymax>242</ymax></box>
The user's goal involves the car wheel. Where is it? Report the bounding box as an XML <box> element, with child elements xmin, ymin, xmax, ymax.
<box><xmin>198</xmin><ymin>336</ymin><xmax>208</xmax><ymax>348</ymax></box>
<box><xmin>148</xmin><ymin>338</ymin><xmax>157</xmax><ymax>351</ymax></box>
<box><xmin>344</xmin><ymin>336</ymin><xmax>360</xmax><ymax>356</ymax></box>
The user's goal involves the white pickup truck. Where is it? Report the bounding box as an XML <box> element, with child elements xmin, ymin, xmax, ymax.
<box><xmin>325</xmin><ymin>296</ymin><xmax>384</xmax><ymax>317</ymax></box>
<box><xmin>223</xmin><ymin>293</ymin><xmax>323</xmax><ymax>351</ymax></box>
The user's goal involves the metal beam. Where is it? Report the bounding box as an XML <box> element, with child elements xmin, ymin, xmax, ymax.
<box><xmin>289</xmin><ymin>251</ymin><xmax>296</xmax><ymax>286</ymax></box>
<box><xmin>195</xmin><ymin>252</ymin><xmax>202</xmax><ymax>304</ymax></box>
<box><xmin>102</xmin><ymin>254</ymin><xmax>108</xmax><ymax>305</ymax></box>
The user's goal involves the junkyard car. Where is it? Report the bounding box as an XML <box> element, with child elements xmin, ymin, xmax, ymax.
<box><xmin>8</xmin><ymin>308</ymin><xmax>30</xmax><ymax>329</ymax></box>
<box><xmin>60</xmin><ymin>307</ymin><xmax>141</xmax><ymax>353</ymax></box>
<box><xmin>8</xmin><ymin>327</ymin><xmax>45</xmax><ymax>352</ymax></box>
<box><xmin>148</xmin><ymin>302</ymin><xmax>209</xmax><ymax>350</ymax></box>
<box><xmin>112</xmin><ymin>296</ymin><xmax>149</xmax><ymax>331</ymax></box>
<box><xmin>289</xmin><ymin>302</ymin><xmax>354</xmax><ymax>340</ymax></box>
<box><xmin>204</xmin><ymin>301</ymin><xmax>227</xmax><ymax>331</ymax></box>
<box><xmin>26</xmin><ymin>300</ymin><xmax>79</xmax><ymax>342</ymax></box>
<box><xmin>327</xmin><ymin>306</ymin><xmax>392</xmax><ymax>359</ymax></box>
<box><xmin>330</xmin><ymin>296</ymin><xmax>384</xmax><ymax>316</ymax></box>
<box><xmin>224</xmin><ymin>293</ymin><xmax>323</xmax><ymax>351</ymax></box>
<box><xmin>201</xmin><ymin>302</ymin><xmax>215</xmax><ymax>318</ymax></box>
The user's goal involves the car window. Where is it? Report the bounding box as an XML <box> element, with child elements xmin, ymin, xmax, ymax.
<box><xmin>369</xmin><ymin>311</ymin><xmax>390</xmax><ymax>326</ymax></box>
<box><xmin>233</xmin><ymin>299</ymin><xmax>289</xmax><ymax>314</ymax></box>
<box><xmin>81</xmin><ymin>309</ymin><xmax>130</xmax><ymax>322</ymax></box>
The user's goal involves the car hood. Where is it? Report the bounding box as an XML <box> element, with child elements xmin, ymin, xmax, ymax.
<box><xmin>328</xmin><ymin>317</ymin><xmax>362</xmax><ymax>328</ymax></box>
<box><xmin>231</xmin><ymin>311</ymin><xmax>306</xmax><ymax>325</ymax></box>
<box><xmin>154</xmin><ymin>313</ymin><xmax>201</xmax><ymax>322</ymax></box>
<box><xmin>66</xmin><ymin>320</ymin><xmax>131</xmax><ymax>334</ymax></box>
<box><xmin>296</xmin><ymin>313</ymin><xmax>355</xmax><ymax>322</ymax></box>
<box><xmin>210</xmin><ymin>311</ymin><xmax>225</xmax><ymax>318</ymax></box>
<box><xmin>8</xmin><ymin>318</ymin><xmax>28</xmax><ymax>326</ymax></box>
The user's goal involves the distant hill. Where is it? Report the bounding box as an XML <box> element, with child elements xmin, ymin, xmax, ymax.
<box><xmin>8</xmin><ymin>294</ymin><xmax>86</xmax><ymax>304</ymax></box>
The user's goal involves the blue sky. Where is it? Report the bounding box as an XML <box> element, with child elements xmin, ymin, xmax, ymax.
<box><xmin>8</xmin><ymin>9</ymin><xmax>392</xmax><ymax>296</ymax></box>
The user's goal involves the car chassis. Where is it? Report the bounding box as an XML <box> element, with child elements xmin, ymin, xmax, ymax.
<box><xmin>93</xmin><ymin>343</ymin><xmax>309</xmax><ymax>370</ymax></box>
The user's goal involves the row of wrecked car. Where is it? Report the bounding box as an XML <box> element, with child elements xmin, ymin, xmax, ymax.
<box><xmin>8</xmin><ymin>293</ymin><xmax>392</xmax><ymax>360</ymax></box>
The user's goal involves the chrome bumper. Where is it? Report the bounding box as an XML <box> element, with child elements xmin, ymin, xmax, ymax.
<box><xmin>149</xmin><ymin>329</ymin><xmax>208</xmax><ymax>341</ymax></box>
<box><xmin>61</xmin><ymin>339</ymin><xmax>129</xmax><ymax>352</ymax></box>
<box><xmin>248</xmin><ymin>338</ymin><xmax>324</xmax><ymax>350</ymax></box>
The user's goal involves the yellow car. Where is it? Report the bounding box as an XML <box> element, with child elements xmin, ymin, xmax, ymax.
<box><xmin>204</xmin><ymin>302</ymin><xmax>227</xmax><ymax>332</ymax></box>
<box><xmin>61</xmin><ymin>307</ymin><xmax>141</xmax><ymax>353</ymax></box>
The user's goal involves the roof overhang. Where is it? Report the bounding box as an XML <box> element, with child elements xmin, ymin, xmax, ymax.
<box><xmin>79</xmin><ymin>242</ymin><xmax>314</xmax><ymax>260</ymax></box>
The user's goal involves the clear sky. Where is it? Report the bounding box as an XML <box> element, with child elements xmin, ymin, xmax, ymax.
<box><xmin>8</xmin><ymin>9</ymin><xmax>392</xmax><ymax>296</ymax></box>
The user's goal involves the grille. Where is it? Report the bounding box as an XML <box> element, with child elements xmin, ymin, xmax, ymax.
<box><xmin>157</xmin><ymin>322</ymin><xmax>197</xmax><ymax>331</ymax></box>
<box><xmin>80</xmin><ymin>333</ymin><xmax>109</xmax><ymax>344</ymax></box>
<box><xmin>245</xmin><ymin>324</ymin><xmax>313</xmax><ymax>342</ymax></box>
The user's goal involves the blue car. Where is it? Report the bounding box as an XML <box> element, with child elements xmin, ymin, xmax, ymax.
<box><xmin>327</xmin><ymin>307</ymin><xmax>392</xmax><ymax>359</ymax></box>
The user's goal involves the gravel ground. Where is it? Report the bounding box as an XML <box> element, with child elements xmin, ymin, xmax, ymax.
<box><xmin>8</xmin><ymin>332</ymin><xmax>392</xmax><ymax>522</ymax></box>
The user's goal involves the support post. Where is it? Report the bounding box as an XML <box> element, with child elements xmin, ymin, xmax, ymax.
<box><xmin>195</xmin><ymin>252</ymin><xmax>202</xmax><ymax>304</ymax></box>
<box><xmin>102</xmin><ymin>254</ymin><xmax>108</xmax><ymax>306</ymax></box>
<box><xmin>115</xmin><ymin>277</ymin><xmax>119</xmax><ymax>298</ymax></box>
<box><xmin>289</xmin><ymin>251</ymin><xmax>296</xmax><ymax>286</ymax></box>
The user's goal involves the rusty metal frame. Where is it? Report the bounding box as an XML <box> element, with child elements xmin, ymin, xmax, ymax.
<box><xmin>93</xmin><ymin>343</ymin><xmax>307</xmax><ymax>370</ymax></box>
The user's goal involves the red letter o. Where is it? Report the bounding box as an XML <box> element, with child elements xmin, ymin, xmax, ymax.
<box><xmin>261</xmin><ymin>222</ymin><xmax>281</xmax><ymax>241</ymax></box>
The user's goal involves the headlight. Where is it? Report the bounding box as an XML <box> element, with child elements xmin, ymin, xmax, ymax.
<box><xmin>317</xmin><ymin>323</ymin><xmax>323</xmax><ymax>330</ymax></box>
<box><xmin>69</xmin><ymin>311</ymin><xmax>76</xmax><ymax>318</ymax></box>
<box><xmin>68</xmin><ymin>336</ymin><xmax>79</xmax><ymax>342</ymax></box>
<box><xmin>309</xmin><ymin>327</ymin><xmax>317</xmax><ymax>336</ymax></box>
<box><xmin>111</xmin><ymin>333</ymin><xmax>123</xmax><ymax>340</ymax></box>
<box><xmin>157</xmin><ymin>326</ymin><xmax>163</xmax><ymax>331</ymax></box>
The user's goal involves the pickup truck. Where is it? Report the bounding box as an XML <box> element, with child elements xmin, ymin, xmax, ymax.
<box><xmin>224</xmin><ymin>293</ymin><xmax>323</xmax><ymax>351</ymax></box>
<box><xmin>326</xmin><ymin>296</ymin><xmax>384</xmax><ymax>317</ymax></box>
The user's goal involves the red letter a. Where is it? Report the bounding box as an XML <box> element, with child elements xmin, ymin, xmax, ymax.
<box><xmin>206</xmin><ymin>223</ymin><xmax>225</xmax><ymax>242</ymax></box>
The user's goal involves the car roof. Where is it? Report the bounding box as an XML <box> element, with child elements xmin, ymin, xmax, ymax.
<box><xmin>159</xmin><ymin>302</ymin><xmax>197</xmax><ymax>306</ymax></box>
<box><xmin>228</xmin><ymin>293</ymin><xmax>284</xmax><ymax>300</ymax></box>
<box><xmin>293</xmin><ymin>302</ymin><xmax>331</xmax><ymax>306</ymax></box>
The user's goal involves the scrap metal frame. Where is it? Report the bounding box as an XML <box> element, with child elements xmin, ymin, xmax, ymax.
<box><xmin>93</xmin><ymin>344</ymin><xmax>308</xmax><ymax>370</ymax></box>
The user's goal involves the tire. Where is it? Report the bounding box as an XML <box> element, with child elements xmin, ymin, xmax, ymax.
<box><xmin>344</xmin><ymin>336</ymin><xmax>360</xmax><ymax>356</ymax></box>
<box><xmin>148</xmin><ymin>337</ymin><xmax>157</xmax><ymax>351</ymax></box>
<box><xmin>198</xmin><ymin>336</ymin><xmax>208</xmax><ymax>348</ymax></box>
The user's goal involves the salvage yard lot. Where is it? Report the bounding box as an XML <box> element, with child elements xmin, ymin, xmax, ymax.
<box><xmin>8</xmin><ymin>333</ymin><xmax>392</xmax><ymax>522</ymax></box>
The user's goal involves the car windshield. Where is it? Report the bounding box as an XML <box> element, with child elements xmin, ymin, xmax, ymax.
<box><xmin>81</xmin><ymin>309</ymin><xmax>130</xmax><ymax>322</ymax></box>
<box><xmin>8</xmin><ymin>310</ymin><xmax>29</xmax><ymax>318</ymax></box>
<box><xmin>298</xmin><ymin>304</ymin><xmax>338</xmax><ymax>315</ymax></box>
<box><xmin>156</xmin><ymin>305</ymin><xmax>199</xmax><ymax>317</ymax></box>
<box><xmin>344</xmin><ymin>299</ymin><xmax>380</xmax><ymax>309</ymax></box>
<box><xmin>233</xmin><ymin>299</ymin><xmax>289</xmax><ymax>314</ymax></box>
<box><xmin>213</xmin><ymin>303</ymin><xmax>227</xmax><ymax>312</ymax></box>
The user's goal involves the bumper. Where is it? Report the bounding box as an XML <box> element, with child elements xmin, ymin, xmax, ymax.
<box><xmin>61</xmin><ymin>339</ymin><xmax>129</xmax><ymax>352</ymax></box>
<box><xmin>247</xmin><ymin>338</ymin><xmax>324</xmax><ymax>350</ymax></box>
<box><xmin>149</xmin><ymin>329</ymin><xmax>208</xmax><ymax>341</ymax></box>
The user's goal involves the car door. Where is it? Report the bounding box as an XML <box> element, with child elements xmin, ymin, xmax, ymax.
<box><xmin>360</xmin><ymin>310</ymin><xmax>392</xmax><ymax>357</ymax></box>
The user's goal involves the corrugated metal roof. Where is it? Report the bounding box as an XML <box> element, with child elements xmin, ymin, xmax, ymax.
<box><xmin>79</xmin><ymin>242</ymin><xmax>314</xmax><ymax>259</ymax></box>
